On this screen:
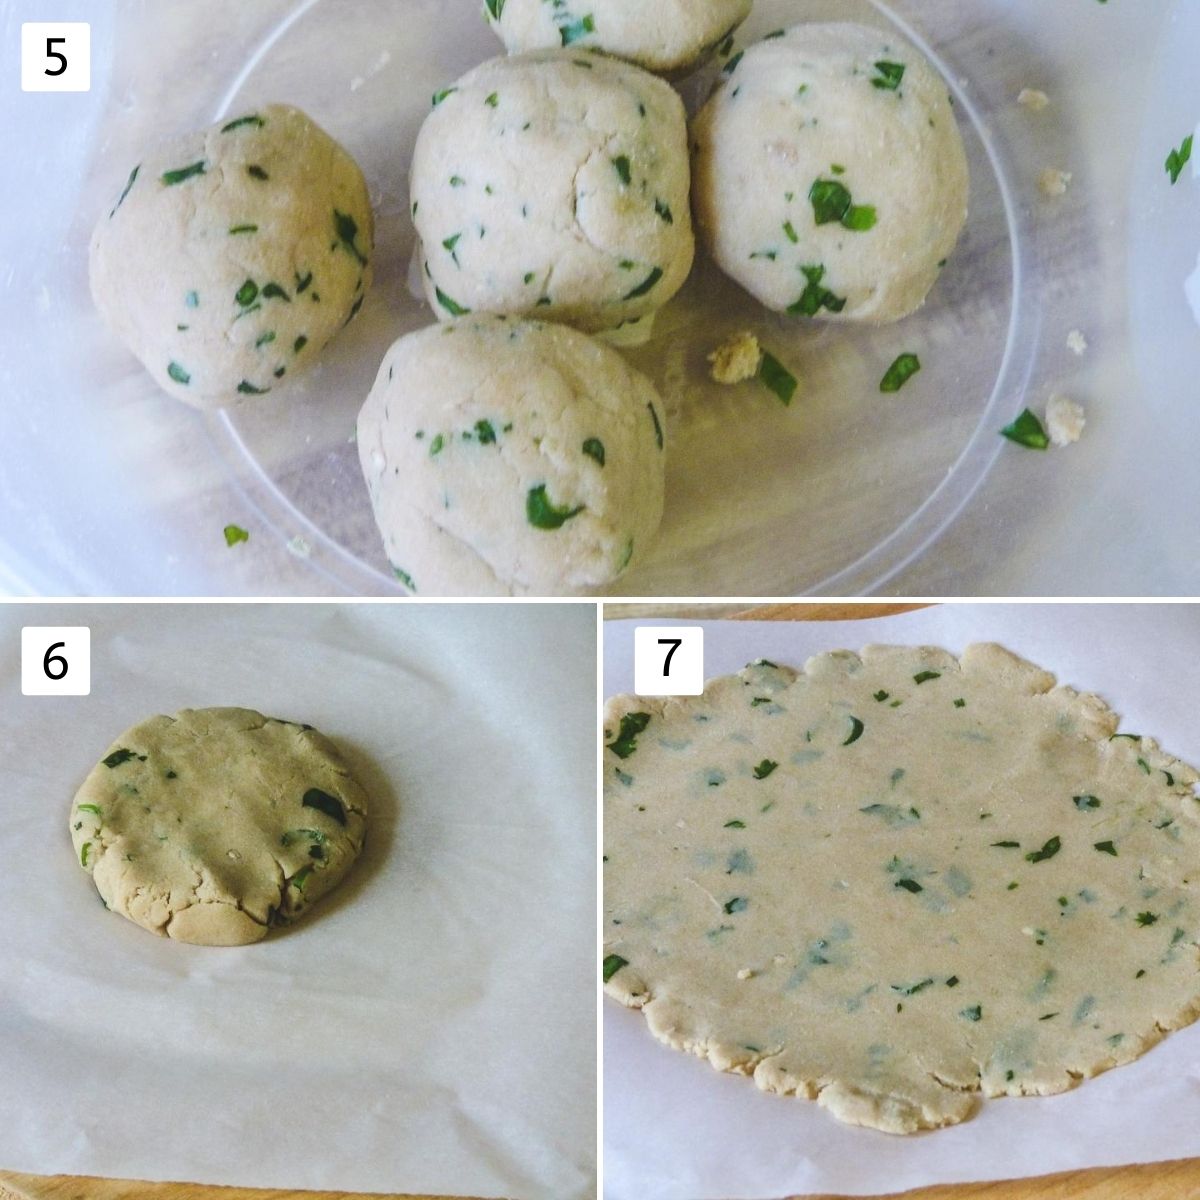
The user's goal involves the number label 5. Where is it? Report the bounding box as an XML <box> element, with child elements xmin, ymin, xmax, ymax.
<box><xmin>634</xmin><ymin>626</ymin><xmax>704</xmax><ymax>697</ymax></box>
<box><xmin>21</xmin><ymin>23</ymin><xmax>91</xmax><ymax>92</ymax></box>
<box><xmin>21</xmin><ymin>627</ymin><xmax>91</xmax><ymax>696</ymax></box>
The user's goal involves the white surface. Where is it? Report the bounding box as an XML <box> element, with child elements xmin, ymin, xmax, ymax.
<box><xmin>0</xmin><ymin>0</ymin><xmax>1194</xmax><ymax>596</ymax></box>
<box><xmin>604</xmin><ymin>606</ymin><xmax>1200</xmax><ymax>1199</ymax></box>
<box><xmin>0</xmin><ymin>602</ymin><xmax>597</xmax><ymax>1198</ymax></box>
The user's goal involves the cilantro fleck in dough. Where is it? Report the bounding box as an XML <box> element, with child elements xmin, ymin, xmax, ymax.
<box><xmin>71</xmin><ymin>708</ymin><xmax>368</xmax><ymax>946</ymax></box>
<box><xmin>484</xmin><ymin>0</ymin><xmax>753</xmax><ymax>76</ymax></box>
<box><xmin>89</xmin><ymin>105</ymin><xmax>374</xmax><ymax>408</ymax></box>
<box><xmin>692</xmin><ymin>24</ymin><xmax>969</xmax><ymax>323</ymax></box>
<box><xmin>604</xmin><ymin>644</ymin><xmax>1200</xmax><ymax>1133</ymax></box>
<box><xmin>411</xmin><ymin>51</ymin><xmax>694</xmax><ymax>336</ymax></box>
<box><xmin>357</xmin><ymin>315</ymin><xmax>666</xmax><ymax>596</ymax></box>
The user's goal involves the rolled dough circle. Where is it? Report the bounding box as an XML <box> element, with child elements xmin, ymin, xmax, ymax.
<box><xmin>691</xmin><ymin>23</ymin><xmax>969</xmax><ymax>323</ymax></box>
<box><xmin>604</xmin><ymin>644</ymin><xmax>1200</xmax><ymax>1132</ymax></box>
<box><xmin>89</xmin><ymin>104</ymin><xmax>374</xmax><ymax>408</ymax></box>
<box><xmin>71</xmin><ymin>708</ymin><xmax>369</xmax><ymax>946</ymax></box>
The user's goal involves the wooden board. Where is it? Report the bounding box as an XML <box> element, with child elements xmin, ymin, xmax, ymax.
<box><xmin>728</xmin><ymin>603</ymin><xmax>931</xmax><ymax>623</ymax></box>
<box><xmin>603</xmin><ymin>603</ymin><xmax>930</xmax><ymax>622</ymax></box>
<box><xmin>0</xmin><ymin>1177</ymin><xmax>476</xmax><ymax>1200</ymax></box>
<box><xmin>802</xmin><ymin>1156</ymin><xmax>1200</xmax><ymax>1199</ymax></box>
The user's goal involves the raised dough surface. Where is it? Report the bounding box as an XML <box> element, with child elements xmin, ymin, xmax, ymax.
<box><xmin>71</xmin><ymin>708</ymin><xmax>369</xmax><ymax>946</ymax></box>
<box><xmin>357</xmin><ymin>315</ymin><xmax>666</xmax><ymax>596</ymax></box>
<box><xmin>89</xmin><ymin>104</ymin><xmax>373</xmax><ymax>407</ymax></box>
<box><xmin>691</xmin><ymin>23</ymin><xmax>969</xmax><ymax>324</ymax></box>
<box><xmin>487</xmin><ymin>0</ymin><xmax>753</xmax><ymax>74</ymax></box>
<box><xmin>604</xmin><ymin>644</ymin><xmax>1200</xmax><ymax>1132</ymax></box>
<box><xmin>411</xmin><ymin>50</ymin><xmax>694</xmax><ymax>333</ymax></box>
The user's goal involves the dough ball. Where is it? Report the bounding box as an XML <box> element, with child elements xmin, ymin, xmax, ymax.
<box><xmin>357</xmin><ymin>315</ymin><xmax>666</xmax><ymax>596</ymax></box>
<box><xmin>692</xmin><ymin>24</ymin><xmax>969</xmax><ymax>324</ymax></box>
<box><xmin>484</xmin><ymin>0</ymin><xmax>753</xmax><ymax>75</ymax></box>
<box><xmin>90</xmin><ymin>104</ymin><xmax>374</xmax><ymax>409</ymax></box>
<box><xmin>411</xmin><ymin>52</ymin><xmax>694</xmax><ymax>335</ymax></box>
<box><xmin>71</xmin><ymin>708</ymin><xmax>369</xmax><ymax>946</ymax></box>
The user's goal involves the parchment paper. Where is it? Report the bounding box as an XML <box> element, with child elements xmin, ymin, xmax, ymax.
<box><xmin>0</xmin><ymin>602</ymin><xmax>596</xmax><ymax>1199</ymax></box>
<box><xmin>604</xmin><ymin>605</ymin><xmax>1200</xmax><ymax>1199</ymax></box>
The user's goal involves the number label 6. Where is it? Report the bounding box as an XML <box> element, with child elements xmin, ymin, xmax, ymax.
<box><xmin>43</xmin><ymin>641</ymin><xmax>69</xmax><ymax>680</ymax></box>
<box><xmin>21</xmin><ymin>627</ymin><xmax>91</xmax><ymax>696</ymax></box>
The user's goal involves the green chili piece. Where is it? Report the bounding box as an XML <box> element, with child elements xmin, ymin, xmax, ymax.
<box><xmin>110</xmin><ymin>164</ymin><xmax>140</xmax><ymax>217</ymax></box>
<box><xmin>872</xmin><ymin>61</ymin><xmax>906</xmax><ymax>90</ymax></box>
<box><xmin>788</xmin><ymin>264</ymin><xmax>846</xmax><ymax>316</ymax></box>
<box><xmin>161</xmin><ymin>161</ymin><xmax>206</xmax><ymax>186</ymax></box>
<box><xmin>759</xmin><ymin>352</ymin><xmax>798</xmax><ymax>406</ymax></box>
<box><xmin>558</xmin><ymin>14</ymin><xmax>595</xmax><ymax>45</ymax></box>
<box><xmin>435</xmin><ymin>288</ymin><xmax>470</xmax><ymax>316</ymax></box>
<box><xmin>1025</xmin><ymin>836</ymin><xmax>1062</xmax><ymax>864</ymax></box>
<box><xmin>1000</xmin><ymin>409</ymin><xmax>1050</xmax><ymax>450</ymax></box>
<box><xmin>1166</xmin><ymin>134</ymin><xmax>1194</xmax><ymax>185</ymax></box>
<box><xmin>334</xmin><ymin>210</ymin><xmax>369</xmax><ymax>266</ymax></box>
<box><xmin>222</xmin><ymin>114</ymin><xmax>265</xmax><ymax>132</ymax></box>
<box><xmin>527</xmin><ymin>484</ymin><xmax>584</xmax><ymax>530</ymax></box>
<box><xmin>880</xmin><ymin>353</ymin><xmax>921</xmax><ymax>393</ymax></box>
<box><xmin>301</xmin><ymin>788</ymin><xmax>347</xmax><ymax>826</ymax></box>
<box><xmin>623</xmin><ymin>267</ymin><xmax>664</xmax><ymax>301</ymax></box>
<box><xmin>609</xmin><ymin>712</ymin><xmax>650</xmax><ymax>759</ymax></box>
<box><xmin>603</xmin><ymin>953</ymin><xmax>628</xmax><ymax>983</ymax></box>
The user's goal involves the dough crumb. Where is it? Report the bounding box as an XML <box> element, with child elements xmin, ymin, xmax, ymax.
<box><xmin>1040</xmin><ymin>168</ymin><xmax>1072</xmax><ymax>197</ymax></box>
<box><xmin>1046</xmin><ymin>395</ymin><xmax>1086</xmax><ymax>446</ymax></box>
<box><xmin>772</xmin><ymin>954</ymin><xmax>787</xmax><ymax>966</ymax></box>
<box><xmin>1018</xmin><ymin>88</ymin><xmax>1050</xmax><ymax>111</ymax></box>
<box><xmin>1067</xmin><ymin>329</ymin><xmax>1089</xmax><ymax>356</ymax></box>
<box><xmin>709</xmin><ymin>331</ymin><xmax>763</xmax><ymax>385</ymax></box>
<box><xmin>737</xmin><ymin>968</ymin><xmax>755</xmax><ymax>980</ymax></box>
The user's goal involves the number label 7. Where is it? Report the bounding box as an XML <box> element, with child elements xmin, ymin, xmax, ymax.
<box><xmin>634</xmin><ymin>627</ymin><xmax>703</xmax><ymax>697</ymax></box>
<box><xmin>659</xmin><ymin>638</ymin><xmax>682</xmax><ymax>675</ymax></box>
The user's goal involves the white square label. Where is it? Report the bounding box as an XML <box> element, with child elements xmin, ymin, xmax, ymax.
<box><xmin>21</xmin><ymin>23</ymin><xmax>91</xmax><ymax>92</ymax></box>
<box><xmin>634</xmin><ymin>626</ymin><xmax>704</xmax><ymax>697</ymax></box>
<box><xmin>22</xmin><ymin>627</ymin><xmax>91</xmax><ymax>696</ymax></box>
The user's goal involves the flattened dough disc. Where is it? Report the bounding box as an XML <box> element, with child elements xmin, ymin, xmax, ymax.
<box><xmin>71</xmin><ymin>708</ymin><xmax>369</xmax><ymax>946</ymax></box>
<box><xmin>604</xmin><ymin>644</ymin><xmax>1200</xmax><ymax>1132</ymax></box>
